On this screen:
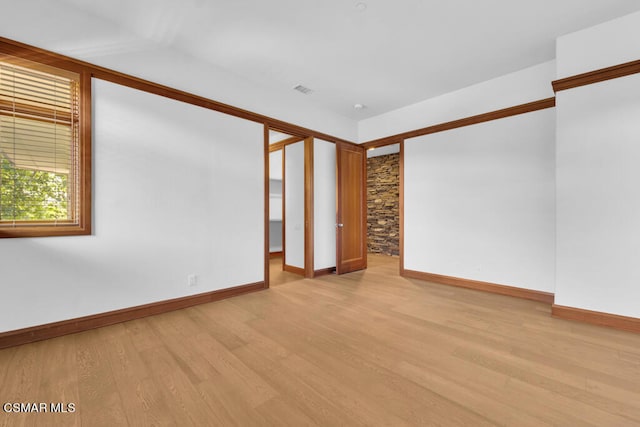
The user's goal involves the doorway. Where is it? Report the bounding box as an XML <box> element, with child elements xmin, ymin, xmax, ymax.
<box><xmin>365</xmin><ymin>143</ymin><xmax>401</xmax><ymax>257</ymax></box>
<box><xmin>267</xmin><ymin>129</ymin><xmax>303</xmax><ymax>285</ymax></box>
<box><xmin>265</xmin><ymin>129</ymin><xmax>368</xmax><ymax>286</ymax></box>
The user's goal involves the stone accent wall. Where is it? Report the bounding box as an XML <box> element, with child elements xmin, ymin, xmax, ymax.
<box><xmin>367</xmin><ymin>153</ymin><xmax>400</xmax><ymax>255</ymax></box>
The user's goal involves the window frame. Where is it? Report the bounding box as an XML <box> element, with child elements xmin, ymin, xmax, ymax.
<box><xmin>0</xmin><ymin>41</ymin><xmax>91</xmax><ymax>238</ymax></box>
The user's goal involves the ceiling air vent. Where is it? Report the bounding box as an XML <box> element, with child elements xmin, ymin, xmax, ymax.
<box><xmin>293</xmin><ymin>84</ymin><xmax>314</xmax><ymax>95</ymax></box>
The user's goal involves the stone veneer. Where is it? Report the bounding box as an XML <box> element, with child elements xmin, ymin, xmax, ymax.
<box><xmin>367</xmin><ymin>153</ymin><xmax>400</xmax><ymax>255</ymax></box>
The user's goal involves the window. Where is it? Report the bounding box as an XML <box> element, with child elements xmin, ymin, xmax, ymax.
<box><xmin>0</xmin><ymin>50</ymin><xmax>90</xmax><ymax>237</ymax></box>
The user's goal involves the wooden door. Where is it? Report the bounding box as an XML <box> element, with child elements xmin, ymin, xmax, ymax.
<box><xmin>336</xmin><ymin>142</ymin><xmax>367</xmax><ymax>274</ymax></box>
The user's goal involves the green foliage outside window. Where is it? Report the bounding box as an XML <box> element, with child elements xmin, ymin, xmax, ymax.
<box><xmin>0</xmin><ymin>156</ymin><xmax>69</xmax><ymax>221</ymax></box>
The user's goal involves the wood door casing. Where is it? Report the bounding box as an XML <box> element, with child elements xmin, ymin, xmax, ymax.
<box><xmin>304</xmin><ymin>137</ymin><xmax>314</xmax><ymax>278</ymax></box>
<box><xmin>336</xmin><ymin>142</ymin><xmax>367</xmax><ymax>274</ymax></box>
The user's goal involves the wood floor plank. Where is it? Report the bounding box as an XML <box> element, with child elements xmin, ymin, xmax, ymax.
<box><xmin>137</xmin><ymin>345</ymin><xmax>229</xmax><ymax>426</ymax></box>
<box><xmin>396</xmin><ymin>360</ymin><xmax>548</xmax><ymax>427</ymax></box>
<box><xmin>76</xmin><ymin>331</ymin><xmax>129</xmax><ymax>427</ymax></box>
<box><xmin>187</xmin><ymin>305</ymin><xmax>247</xmax><ymax>351</ymax></box>
<box><xmin>1</xmin><ymin>254</ymin><xmax>639</xmax><ymax>426</ymax></box>
<box><xmin>255</xmin><ymin>396</ymin><xmax>319</xmax><ymax>427</ymax></box>
<box><xmin>196</xmin><ymin>375</ymin><xmax>268</xmax><ymax>425</ymax></box>
<box><xmin>190</xmin><ymin>331</ymin><xmax>279</xmax><ymax>409</ymax></box>
<box><xmin>256</xmin><ymin>361</ymin><xmax>353</xmax><ymax>426</ymax></box>
<box><xmin>97</xmin><ymin>325</ymin><xmax>176</xmax><ymax>426</ymax></box>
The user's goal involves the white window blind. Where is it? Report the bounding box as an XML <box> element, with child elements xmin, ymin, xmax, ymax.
<box><xmin>0</xmin><ymin>58</ymin><xmax>80</xmax><ymax>223</ymax></box>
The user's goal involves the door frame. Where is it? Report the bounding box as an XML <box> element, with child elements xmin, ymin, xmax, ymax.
<box><xmin>265</xmin><ymin>127</ymin><xmax>307</xmax><ymax>284</ymax></box>
<box><xmin>265</xmin><ymin>132</ymin><xmax>368</xmax><ymax>284</ymax></box>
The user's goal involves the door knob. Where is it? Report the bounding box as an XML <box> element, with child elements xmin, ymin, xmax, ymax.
<box><xmin>336</xmin><ymin>223</ymin><xmax>344</xmax><ymax>228</ymax></box>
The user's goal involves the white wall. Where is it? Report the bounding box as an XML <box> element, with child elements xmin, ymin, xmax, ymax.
<box><xmin>555</xmin><ymin>9</ymin><xmax>640</xmax><ymax>319</ymax></box>
<box><xmin>269</xmin><ymin>179</ymin><xmax>283</xmax><ymax>221</ymax></box>
<box><xmin>269</xmin><ymin>220</ymin><xmax>282</xmax><ymax>252</ymax></box>
<box><xmin>0</xmin><ymin>79</ymin><xmax>264</xmax><ymax>332</ymax></box>
<box><xmin>269</xmin><ymin>150</ymin><xmax>283</xmax><ymax>180</ymax></box>
<box><xmin>3</xmin><ymin>0</ymin><xmax>357</xmax><ymax>141</ymax></box>
<box><xmin>556</xmin><ymin>75</ymin><xmax>640</xmax><ymax>318</ymax></box>
<box><xmin>405</xmin><ymin>108</ymin><xmax>555</xmax><ymax>293</ymax></box>
<box><xmin>284</xmin><ymin>141</ymin><xmax>305</xmax><ymax>269</ymax></box>
<box><xmin>269</xmin><ymin>150</ymin><xmax>283</xmax><ymax>252</ymax></box>
<box><xmin>269</xmin><ymin>150</ymin><xmax>283</xmax><ymax>222</ymax></box>
<box><xmin>358</xmin><ymin>61</ymin><xmax>556</xmax><ymax>143</ymax></box>
<box><xmin>557</xmin><ymin>10</ymin><xmax>640</xmax><ymax>79</ymax></box>
<box><xmin>367</xmin><ymin>144</ymin><xmax>399</xmax><ymax>158</ymax></box>
<box><xmin>314</xmin><ymin>139</ymin><xmax>336</xmax><ymax>271</ymax></box>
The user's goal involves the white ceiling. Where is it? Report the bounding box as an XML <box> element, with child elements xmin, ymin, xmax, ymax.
<box><xmin>59</xmin><ymin>0</ymin><xmax>640</xmax><ymax>120</ymax></box>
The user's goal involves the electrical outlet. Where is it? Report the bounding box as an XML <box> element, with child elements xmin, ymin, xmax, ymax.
<box><xmin>188</xmin><ymin>274</ymin><xmax>198</xmax><ymax>287</ymax></box>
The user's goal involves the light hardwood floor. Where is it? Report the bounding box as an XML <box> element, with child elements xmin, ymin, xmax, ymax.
<box><xmin>1</xmin><ymin>255</ymin><xmax>640</xmax><ymax>426</ymax></box>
